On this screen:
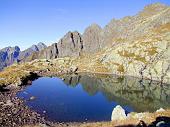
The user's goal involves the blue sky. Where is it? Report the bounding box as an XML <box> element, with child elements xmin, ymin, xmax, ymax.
<box><xmin>0</xmin><ymin>0</ymin><xmax>170</xmax><ymax>50</ymax></box>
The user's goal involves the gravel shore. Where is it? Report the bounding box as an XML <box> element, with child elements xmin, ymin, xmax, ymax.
<box><xmin>0</xmin><ymin>86</ymin><xmax>46</xmax><ymax>127</ymax></box>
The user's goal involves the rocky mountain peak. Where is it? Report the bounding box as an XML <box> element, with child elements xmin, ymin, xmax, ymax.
<box><xmin>144</xmin><ymin>2</ymin><xmax>168</xmax><ymax>10</ymax></box>
<box><xmin>14</xmin><ymin>46</ymin><xmax>20</xmax><ymax>51</ymax></box>
<box><xmin>86</xmin><ymin>23</ymin><xmax>102</xmax><ymax>30</ymax></box>
<box><xmin>30</xmin><ymin>45</ymin><xmax>39</xmax><ymax>51</ymax></box>
<box><xmin>1</xmin><ymin>46</ymin><xmax>20</xmax><ymax>54</ymax></box>
<box><xmin>57</xmin><ymin>31</ymin><xmax>83</xmax><ymax>57</ymax></box>
<box><xmin>138</xmin><ymin>2</ymin><xmax>168</xmax><ymax>18</ymax></box>
<box><xmin>36</xmin><ymin>42</ymin><xmax>47</xmax><ymax>51</ymax></box>
<box><xmin>82</xmin><ymin>23</ymin><xmax>102</xmax><ymax>53</ymax></box>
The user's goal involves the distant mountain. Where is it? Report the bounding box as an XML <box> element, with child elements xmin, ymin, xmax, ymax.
<box><xmin>0</xmin><ymin>46</ymin><xmax>20</xmax><ymax>70</ymax></box>
<box><xmin>0</xmin><ymin>42</ymin><xmax>47</xmax><ymax>70</ymax></box>
<box><xmin>18</xmin><ymin>42</ymin><xmax>47</xmax><ymax>61</ymax></box>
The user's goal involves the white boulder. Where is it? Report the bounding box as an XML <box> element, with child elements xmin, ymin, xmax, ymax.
<box><xmin>111</xmin><ymin>105</ymin><xmax>127</xmax><ymax>121</ymax></box>
<box><xmin>156</xmin><ymin>108</ymin><xmax>165</xmax><ymax>112</ymax></box>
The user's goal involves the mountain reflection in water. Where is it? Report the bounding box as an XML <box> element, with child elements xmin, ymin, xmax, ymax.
<box><xmin>17</xmin><ymin>73</ymin><xmax>170</xmax><ymax>122</ymax></box>
<box><xmin>61</xmin><ymin>73</ymin><xmax>170</xmax><ymax>112</ymax></box>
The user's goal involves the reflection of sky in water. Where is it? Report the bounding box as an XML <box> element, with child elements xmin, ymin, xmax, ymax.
<box><xmin>17</xmin><ymin>74</ymin><xmax>170</xmax><ymax>122</ymax></box>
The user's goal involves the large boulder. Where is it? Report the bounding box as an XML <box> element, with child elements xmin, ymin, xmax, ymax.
<box><xmin>111</xmin><ymin>105</ymin><xmax>127</xmax><ymax>121</ymax></box>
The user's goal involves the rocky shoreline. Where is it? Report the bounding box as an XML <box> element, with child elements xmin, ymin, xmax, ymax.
<box><xmin>0</xmin><ymin>87</ymin><xmax>44</xmax><ymax>127</ymax></box>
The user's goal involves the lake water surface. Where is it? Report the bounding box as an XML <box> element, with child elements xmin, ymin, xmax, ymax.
<box><xmin>17</xmin><ymin>73</ymin><xmax>170</xmax><ymax>122</ymax></box>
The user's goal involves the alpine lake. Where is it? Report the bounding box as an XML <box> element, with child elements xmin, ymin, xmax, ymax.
<box><xmin>17</xmin><ymin>73</ymin><xmax>170</xmax><ymax>122</ymax></box>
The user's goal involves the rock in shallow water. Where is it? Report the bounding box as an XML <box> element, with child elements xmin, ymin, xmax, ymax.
<box><xmin>111</xmin><ymin>105</ymin><xmax>127</xmax><ymax>121</ymax></box>
<box><xmin>29</xmin><ymin>96</ymin><xmax>36</xmax><ymax>101</ymax></box>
